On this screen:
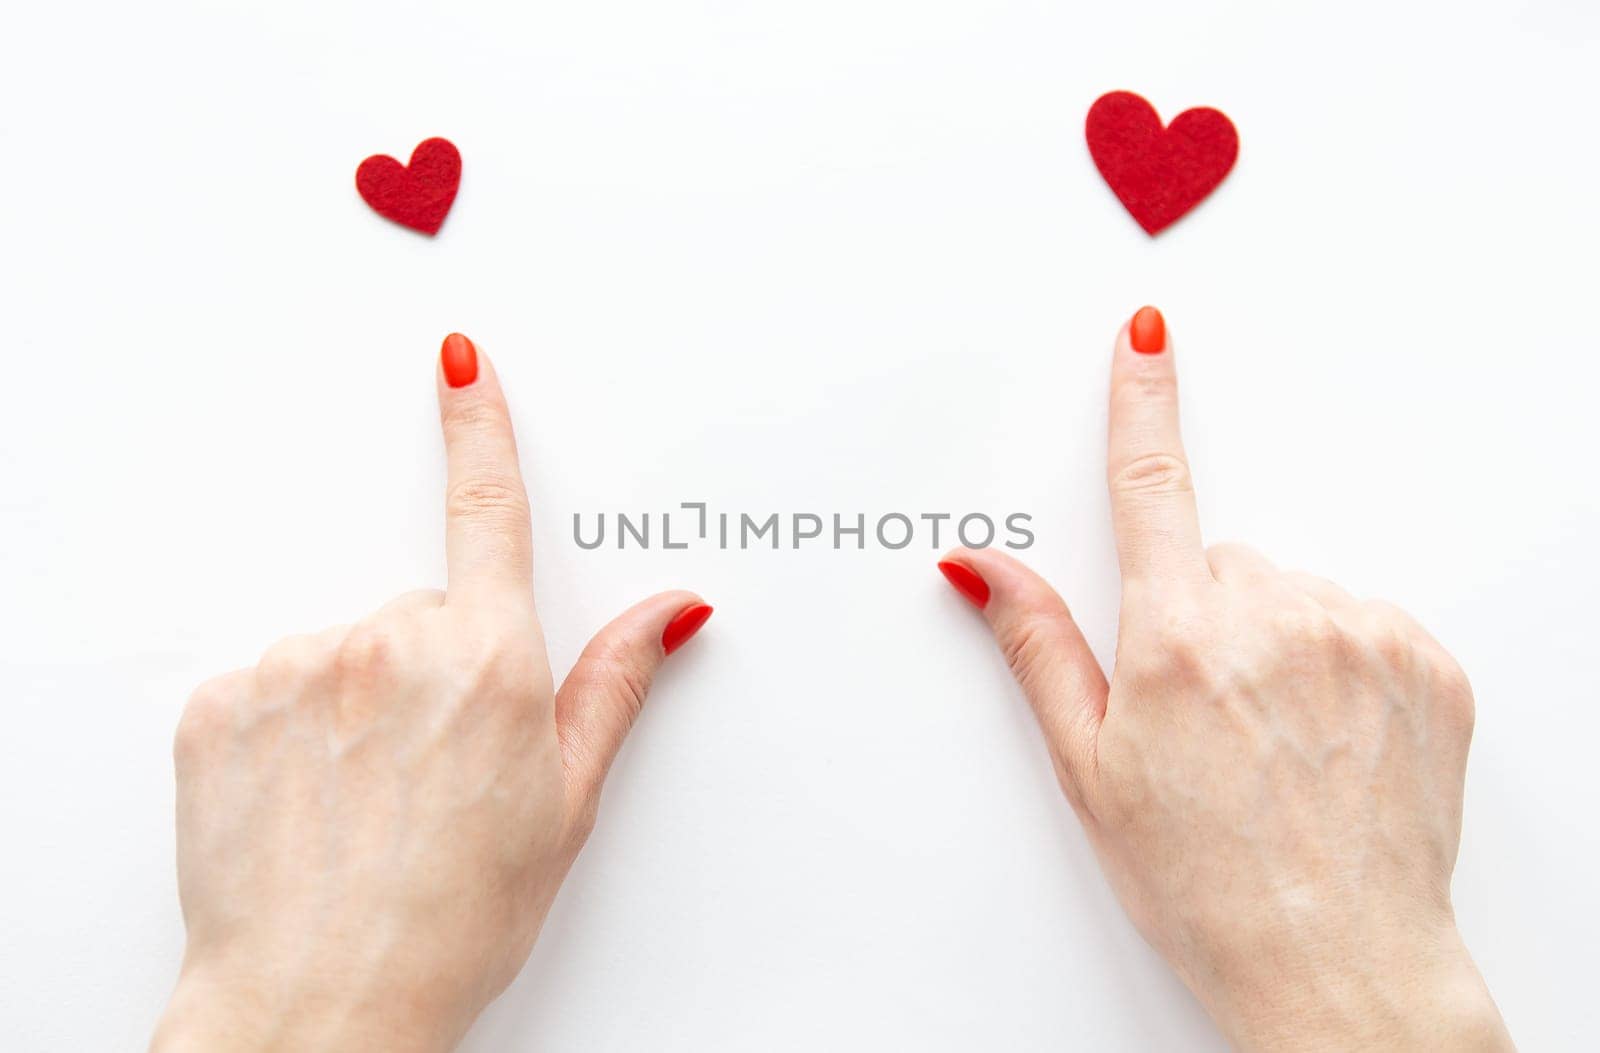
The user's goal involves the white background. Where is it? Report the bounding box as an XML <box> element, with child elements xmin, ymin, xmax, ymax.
<box><xmin>3</xmin><ymin>0</ymin><xmax>1597</xmax><ymax>1048</ymax></box>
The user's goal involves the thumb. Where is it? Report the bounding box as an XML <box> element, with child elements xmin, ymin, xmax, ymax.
<box><xmin>555</xmin><ymin>591</ymin><xmax>713</xmax><ymax>814</ymax></box>
<box><xmin>938</xmin><ymin>548</ymin><xmax>1108</xmax><ymax>809</ymax></box>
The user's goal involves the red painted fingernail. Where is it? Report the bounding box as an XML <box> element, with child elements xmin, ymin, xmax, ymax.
<box><xmin>441</xmin><ymin>332</ymin><xmax>478</xmax><ymax>388</ymax></box>
<box><xmin>662</xmin><ymin>603</ymin><xmax>714</xmax><ymax>656</ymax></box>
<box><xmin>938</xmin><ymin>561</ymin><xmax>990</xmax><ymax>610</ymax></box>
<box><xmin>1130</xmin><ymin>306</ymin><xmax>1166</xmax><ymax>354</ymax></box>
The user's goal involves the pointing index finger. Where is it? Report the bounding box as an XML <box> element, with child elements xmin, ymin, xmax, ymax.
<box><xmin>436</xmin><ymin>333</ymin><xmax>534</xmax><ymax>603</ymax></box>
<box><xmin>1106</xmin><ymin>307</ymin><xmax>1210</xmax><ymax>584</ymax></box>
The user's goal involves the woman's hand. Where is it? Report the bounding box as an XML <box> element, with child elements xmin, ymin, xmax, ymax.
<box><xmin>939</xmin><ymin>309</ymin><xmax>1514</xmax><ymax>1052</ymax></box>
<box><xmin>150</xmin><ymin>334</ymin><xmax>712</xmax><ymax>1053</ymax></box>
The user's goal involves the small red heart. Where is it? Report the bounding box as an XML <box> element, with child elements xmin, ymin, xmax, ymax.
<box><xmin>1086</xmin><ymin>92</ymin><xmax>1238</xmax><ymax>236</ymax></box>
<box><xmin>355</xmin><ymin>137</ymin><xmax>462</xmax><ymax>236</ymax></box>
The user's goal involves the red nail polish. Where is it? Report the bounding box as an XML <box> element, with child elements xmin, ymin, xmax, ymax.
<box><xmin>441</xmin><ymin>332</ymin><xmax>478</xmax><ymax>388</ymax></box>
<box><xmin>1130</xmin><ymin>306</ymin><xmax>1166</xmax><ymax>354</ymax></box>
<box><xmin>937</xmin><ymin>561</ymin><xmax>990</xmax><ymax>609</ymax></box>
<box><xmin>662</xmin><ymin>603</ymin><xmax>713</xmax><ymax>656</ymax></box>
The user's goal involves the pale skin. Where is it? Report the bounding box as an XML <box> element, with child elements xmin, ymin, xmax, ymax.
<box><xmin>151</xmin><ymin>344</ymin><xmax>710</xmax><ymax>1051</ymax></box>
<box><xmin>152</xmin><ymin>318</ymin><xmax>1513</xmax><ymax>1051</ymax></box>
<box><xmin>940</xmin><ymin>313</ymin><xmax>1514</xmax><ymax>1051</ymax></box>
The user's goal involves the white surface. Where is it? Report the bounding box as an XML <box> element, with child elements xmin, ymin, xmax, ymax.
<box><xmin>3</xmin><ymin>1</ymin><xmax>1598</xmax><ymax>1048</ymax></box>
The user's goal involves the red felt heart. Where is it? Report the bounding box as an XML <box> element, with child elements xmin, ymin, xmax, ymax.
<box><xmin>1086</xmin><ymin>92</ymin><xmax>1238</xmax><ymax>236</ymax></box>
<box><xmin>355</xmin><ymin>137</ymin><xmax>461</xmax><ymax>236</ymax></box>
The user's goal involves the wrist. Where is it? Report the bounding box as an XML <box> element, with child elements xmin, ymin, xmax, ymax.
<box><xmin>1203</xmin><ymin>924</ymin><xmax>1513</xmax><ymax>1053</ymax></box>
<box><xmin>151</xmin><ymin>956</ymin><xmax>461</xmax><ymax>1053</ymax></box>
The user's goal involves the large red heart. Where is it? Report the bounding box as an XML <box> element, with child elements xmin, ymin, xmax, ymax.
<box><xmin>1086</xmin><ymin>92</ymin><xmax>1238</xmax><ymax>236</ymax></box>
<box><xmin>355</xmin><ymin>137</ymin><xmax>461</xmax><ymax>236</ymax></box>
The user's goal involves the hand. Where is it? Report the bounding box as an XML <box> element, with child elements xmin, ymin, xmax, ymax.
<box><xmin>150</xmin><ymin>334</ymin><xmax>713</xmax><ymax>1053</ymax></box>
<box><xmin>938</xmin><ymin>309</ymin><xmax>1514</xmax><ymax>1052</ymax></box>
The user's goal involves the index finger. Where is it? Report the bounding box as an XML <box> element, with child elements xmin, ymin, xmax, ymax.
<box><xmin>1106</xmin><ymin>307</ymin><xmax>1210</xmax><ymax>584</ymax></box>
<box><xmin>436</xmin><ymin>333</ymin><xmax>534</xmax><ymax>603</ymax></box>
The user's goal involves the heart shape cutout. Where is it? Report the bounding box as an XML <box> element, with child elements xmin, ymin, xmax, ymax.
<box><xmin>356</xmin><ymin>137</ymin><xmax>462</xmax><ymax>236</ymax></box>
<box><xmin>1086</xmin><ymin>92</ymin><xmax>1238</xmax><ymax>235</ymax></box>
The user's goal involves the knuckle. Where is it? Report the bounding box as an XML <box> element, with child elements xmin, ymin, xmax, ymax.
<box><xmin>1109</xmin><ymin>452</ymin><xmax>1193</xmax><ymax>496</ymax></box>
<box><xmin>1111</xmin><ymin>604</ymin><xmax>1191</xmax><ymax>684</ymax></box>
<box><xmin>1120</xmin><ymin>624</ymin><xmax>1209</xmax><ymax>692</ymax></box>
<box><xmin>1145</xmin><ymin>603</ymin><xmax>1209</xmax><ymax>665</ymax></box>
<box><xmin>446</xmin><ymin>475</ymin><xmax>528</xmax><ymax>524</ymax></box>
<box><xmin>441</xmin><ymin>397</ymin><xmax>506</xmax><ymax>436</ymax></box>
<box><xmin>1158</xmin><ymin>637</ymin><xmax>1211</xmax><ymax>682</ymax></box>
<box><xmin>1432</xmin><ymin>655</ymin><xmax>1476</xmax><ymax>733</ymax></box>
<box><xmin>580</xmin><ymin>639</ymin><xmax>653</xmax><ymax>726</ymax></box>
<box><xmin>1370</xmin><ymin>622</ymin><xmax>1414</xmax><ymax>666</ymax></box>
<box><xmin>175</xmin><ymin>676</ymin><xmax>237</xmax><ymax>760</ymax></box>
<box><xmin>1000</xmin><ymin>613</ymin><xmax>1062</xmax><ymax>695</ymax></box>
<box><xmin>256</xmin><ymin>637</ymin><xmax>312</xmax><ymax>690</ymax></box>
<box><xmin>1269</xmin><ymin>604</ymin><xmax>1344</xmax><ymax>655</ymax></box>
<box><xmin>1123</xmin><ymin>368</ymin><xmax>1178</xmax><ymax>403</ymax></box>
<box><xmin>448</xmin><ymin>613</ymin><xmax>537</xmax><ymax>698</ymax></box>
<box><xmin>1356</xmin><ymin>607</ymin><xmax>1416</xmax><ymax>666</ymax></box>
<box><xmin>335</xmin><ymin>623</ymin><xmax>393</xmax><ymax>681</ymax></box>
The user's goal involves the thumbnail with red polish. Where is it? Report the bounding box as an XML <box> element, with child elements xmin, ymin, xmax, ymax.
<box><xmin>1130</xmin><ymin>306</ymin><xmax>1166</xmax><ymax>354</ymax></box>
<box><xmin>441</xmin><ymin>332</ymin><xmax>478</xmax><ymax>388</ymax></box>
<box><xmin>938</xmin><ymin>561</ymin><xmax>990</xmax><ymax>610</ymax></box>
<box><xmin>662</xmin><ymin>603</ymin><xmax>714</xmax><ymax>656</ymax></box>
